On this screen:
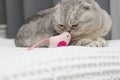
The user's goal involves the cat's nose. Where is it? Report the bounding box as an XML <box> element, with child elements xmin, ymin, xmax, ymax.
<box><xmin>67</xmin><ymin>31</ymin><xmax>71</xmax><ymax>33</ymax></box>
<box><xmin>64</xmin><ymin>29</ymin><xmax>71</xmax><ymax>33</ymax></box>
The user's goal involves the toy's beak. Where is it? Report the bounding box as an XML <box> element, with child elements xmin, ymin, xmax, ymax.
<box><xmin>70</xmin><ymin>37</ymin><xmax>73</xmax><ymax>42</ymax></box>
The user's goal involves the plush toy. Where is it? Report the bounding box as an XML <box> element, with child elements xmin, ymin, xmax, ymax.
<box><xmin>27</xmin><ymin>32</ymin><xmax>71</xmax><ymax>50</ymax></box>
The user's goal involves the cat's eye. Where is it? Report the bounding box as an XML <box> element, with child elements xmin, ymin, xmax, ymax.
<box><xmin>72</xmin><ymin>24</ymin><xmax>78</xmax><ymax>28</ymax></box>
<box><xmin>59</xmin><ymin>24</ymin><xmax>65</xmax><ymax>28</ymax></box>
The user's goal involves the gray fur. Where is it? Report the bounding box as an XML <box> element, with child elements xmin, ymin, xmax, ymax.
<box><xmin>15</xmin><ymin>0</ymin><xmax>112</xmax><ymax>47</ymax></box>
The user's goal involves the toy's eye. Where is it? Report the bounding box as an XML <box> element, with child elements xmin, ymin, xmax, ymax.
<box><xmin>67</xmin><ymin>35</ymin><xmax>70</xmax><ymax>37</ymax></box>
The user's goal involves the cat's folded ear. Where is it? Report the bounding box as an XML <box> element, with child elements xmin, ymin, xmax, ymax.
<box><xmin>82</xmin><ymin>2</ymin><xmax>92</xmax><ymax>10</ymax></box>
<box><xmin>55</xmin><ymin>3</ymin><xmax>61</xmax><ymax>9</ymax></box>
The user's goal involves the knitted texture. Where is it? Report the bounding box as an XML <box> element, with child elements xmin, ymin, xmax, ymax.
<box><xmin>0</xmin><ymin>47</ymin><xmax>120</xmax><ymax>80</ymax></box>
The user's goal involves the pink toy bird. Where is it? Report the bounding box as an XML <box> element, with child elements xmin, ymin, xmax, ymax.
<box><xmin>27</xmin><ymin>32</ymin><xmax>71</xmax><ymax>50</ymax></box>
<box><xmin>49</xmin><ymin>32</ymin><xmax>71</xmax><ymax>47</ymax></box>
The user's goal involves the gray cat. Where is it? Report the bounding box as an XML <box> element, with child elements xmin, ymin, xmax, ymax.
<box><xmin>15</xmin><ymin>0</ymin><xmax>112</xmax><ymax>47</ymax></box>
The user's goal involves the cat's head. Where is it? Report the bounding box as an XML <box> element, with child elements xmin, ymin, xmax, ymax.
<box><xmin>53</xmin><ymin>0</ymin><xmax>103</xmax><ymax>38</ymax></box>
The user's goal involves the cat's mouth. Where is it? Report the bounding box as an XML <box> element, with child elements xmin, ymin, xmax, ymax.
<box><xmin>70</xmin><ymin>31</ymin><xmax>82</xmax><ymax>38</ymax></box>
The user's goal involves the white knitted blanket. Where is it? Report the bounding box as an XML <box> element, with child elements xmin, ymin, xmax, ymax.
<box><xmin>0</xmin><ymin>46</ymin><xmax>120</xmax><ymax>80</ymax></box>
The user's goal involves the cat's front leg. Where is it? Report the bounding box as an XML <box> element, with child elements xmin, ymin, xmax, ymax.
<box><xmin>75</xmin><ymin>38</ymin><xmax>93</xmax><ymax>46</ymax></box>
<box><xmin>87</xmin><ymin>37</ymin><xmax>107</xmax><ymax>47</ymax></box>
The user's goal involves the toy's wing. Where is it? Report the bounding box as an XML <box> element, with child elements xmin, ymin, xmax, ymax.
<box><xmin>57</xmin><ymin>41</ymin><xmax>67</xmax><ymax>47</ymax></box>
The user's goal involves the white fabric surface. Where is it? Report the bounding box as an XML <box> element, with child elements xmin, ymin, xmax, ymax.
<box><xmin>0</xmin><ymin>38</ymin><xmax>15</xmax><ymax>47</ymax></box>
<box><xmin>0</xmin><ymin>38</ymin><xmax>120</xmax><ymax>80</ymax></box>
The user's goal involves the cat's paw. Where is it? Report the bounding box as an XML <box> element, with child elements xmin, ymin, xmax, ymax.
<box><xmin>87</xmin><ymin>38</ymin><xmax>107</xmax><ymax>47</ymax></box>
<box><xmin>76</xmin><ymin>39</ymin><xmax>93</xmax><ymax>46</ymax></box>
<box><xmin>87</xmin><ymin>41</ymin><xmax>100</xmax><ymax>47</ymax></box>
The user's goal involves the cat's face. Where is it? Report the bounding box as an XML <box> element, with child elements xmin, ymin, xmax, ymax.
<box><xmin>53</xmin><ymin>0</ymin><xmax>102</xmax><ymax>38</ymax></box>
